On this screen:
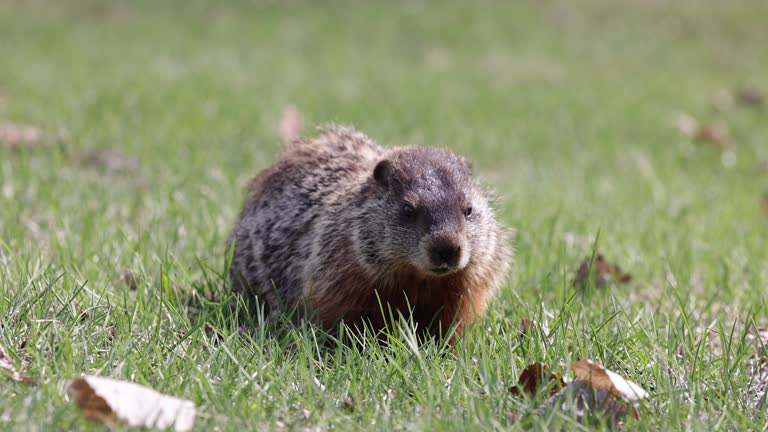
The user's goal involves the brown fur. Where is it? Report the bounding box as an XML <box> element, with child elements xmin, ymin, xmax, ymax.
<box><xmin>227</xmin><ymin>125</ymin><xmax>511</xmax><ymax>343</ymax></box>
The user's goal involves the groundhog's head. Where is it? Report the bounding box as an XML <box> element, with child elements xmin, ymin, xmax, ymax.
<box><xmin>369</xmin><ymin>147</ymin><xmax>499</xmax><ymax>277</ymax></box>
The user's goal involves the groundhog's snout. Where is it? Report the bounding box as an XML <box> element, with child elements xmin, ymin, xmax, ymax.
<box><xmin>427</xmin><ymin>236</ymin><xmax>465</xmax><ymax>274</ymax></box>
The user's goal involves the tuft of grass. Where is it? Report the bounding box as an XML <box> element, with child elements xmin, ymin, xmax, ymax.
<box><xmin>1</xmin><ymin>0</ymin><xmax>767</xmax><ymax>430</ymax></box>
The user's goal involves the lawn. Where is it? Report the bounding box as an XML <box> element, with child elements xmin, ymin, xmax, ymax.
<box><xmin>1</xmin><ymin>0</ymin><xmax>767</xmax><ymax>430</ymax></box>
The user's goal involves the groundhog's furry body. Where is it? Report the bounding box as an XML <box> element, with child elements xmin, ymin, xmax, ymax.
<box><xmin>228</xmin><ymin>125</ymin><xmax>510</xmax><ymax>341</ymax></box>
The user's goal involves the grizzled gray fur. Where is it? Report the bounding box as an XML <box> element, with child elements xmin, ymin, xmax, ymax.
<box><xmin>227</xmin><ymin>125</ymin><xmax>510</xmax><ymax>340</ymax></box>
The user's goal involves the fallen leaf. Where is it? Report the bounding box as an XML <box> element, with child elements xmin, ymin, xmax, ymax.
<box><xmin>66</xmin><ymin>375</ymin><xmax>196</xmax><ymax>432</ymax></box>
<box><xmin>0</xmin><ymin>122</ymin><xmax>43</xmax><ymax>150</ymax></box>
<box><xmin>279</xmin><ymin>105</ymin><xmax>303</xmax><ymax>146</ymax></box>
<box><xmin>121</xmin><ymin>270</ymin><xmax>138</xmax><ymax>291</ymax></box>
<box><xmin>570</xmin><ymin>359</ymin><xmax>649</xmax><ymax>402</ymax></box>
<box><xmin>735</xmin><ymin>84</ymin><xmax>765</xmax><ymax>107</ymax></box>
<box><xmin>673</xmin><ymin>112</ymin><xmax>729</xmax><ymax>146</ymax></box>
<box><xmin>539</xmin><ymin>360</ymin><xmax>649</xmax><ymax>427</ymax></box>
<box><xmin>573</xmin><ymin>254</ymin><xmax>632</xmax><ymax>288</ymax></box>
<box><xmin>341</xmin><ymin>397</ymin><xmax>355</xmax><ymax>411</ymax></box>
<box><xmin>544</xmin><ymin>379</ymin><xmax>637</xmax><ymax>427</ymax></box>
<box><xmin>509</xmin><ymin>363</ymin><xmax>565</xmax><ymax>397</ymax></box>
<box><xmin>0</xmin><ymin>343</ymin><xmax>33</xmax><ymax>383</ymax></box>
<box><xmin>519</xmin><ymin>318</ymin><xmax>536</xmax><ymax>337</ymax></box>
<box><xmin>81</xmin><ymin>149</ymin><xmax>139</xmax><ymax>174</ymax></box>
<box><xmin>695</xmin><ymin>124</ymin><xmax>729</xmax><ymax>146</ymax></box>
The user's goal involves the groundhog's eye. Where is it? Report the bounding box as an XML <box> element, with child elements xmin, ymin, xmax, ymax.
<box><xmin>464</xmin><ymin>206</ymin><xmax>473</xmax><ymax>218</ymax></box>
<box><xmin>402</xmin><ymin>203</ymin><xmax>417</xmax><ymax>219</ymax></box>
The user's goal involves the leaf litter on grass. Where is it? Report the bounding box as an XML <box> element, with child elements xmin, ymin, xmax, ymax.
<box><xmin>573</xmin><ymin>253</ymin><xmax>632</xmax><ymax>289</ymax></box>
<box><xmin>510</xmin><ymin>359</ymin><xmax>650</xmax><ymax>428</ymax></box>
<box><xmin>510</xmin><ymin>360</ymin><xmax>650</xmax><ymax>427</ymax></box>
<box><xmin>673</xmin><ymin>112</ymin><xmax>729</xmax><ymax>147</ymax></box>
<box><xmin>519</xmin><ymin>318</ymin><xmax>536</xmax><ymax>338</ymax></box>
<box><xmin>66</xmin><ymin>375</ymin><xmax>196</xmax><ymax>432</ymax></box>
<box><xmin>711</xmin><ymin>83</ymin><xmax>766</xmax><ymax>112</ymax></box>
<box><xmin>121</xmin><ymin>270</ymin><xmax>138</xmax><ymax>291</ymax></box>
<box><xmin>734</xmin><ymin>83</ymin><xmax>765</xmax><ymax>108</ymax></box>
<box><xmin>509</xmin><ymin>363</ymin><xmax>565</xmax><ymax>397</ymax></box>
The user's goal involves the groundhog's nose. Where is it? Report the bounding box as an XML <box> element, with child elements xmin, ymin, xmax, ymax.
<box><xmin>429</xmin><ymin>239</ymin><xmax>462</xmax><ymax>268</ymax></box>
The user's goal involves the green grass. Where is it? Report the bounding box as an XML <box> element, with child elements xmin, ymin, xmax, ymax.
<box><xmin>2</xmin><ymin>0</ymin><xmax>768</xmax><ymax>430</ymax></box>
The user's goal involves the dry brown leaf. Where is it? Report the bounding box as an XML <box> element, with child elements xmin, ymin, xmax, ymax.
<box><xmin>519</xmin><ymin>318</ymin><xmax>535</xmax><ymax>337</ymax></box>
<box><xmin>0</xmin><ymin>343</ymin><xmax>33</xmax><ymax>383</ymax></box>
<box><xmin>341</xmin><ymin>397</ymin><xmax>355</xmax><ymax>411</ymax></box>
<box><xmin>121</xmin><ymin>270</ymin><xmax>138</xmax><ymax>291</ymax></box>
<box><xmin>0</xmin><ymin>122</ymin><xmax>43</xmax><ymax>150</ymax></box>
<box><xmin>81</xmin><ymin>149</ymin><xmax>139</xmax><ymax>173</ymax></box>
<box><xmin>509</xmin><ymin>363</ymin><xmax>565</xmax><ymax>397</ymax></box>
<box><xmin>66</xmin><ymin>375</ymin><xmax>196</xmax><ymax>431</ymax></box>
<box><xmin>279</xmin><ymin>105</ymin><xmax>303</xmax><ymax>146</ymax></box>
<box><xmin>570</xmin><ymin>359</ymin><xmax>649</xmax><ymax>402</ymax></box>
<box><xmin>735</xmin><ymin>84</ymin><xmax>765</xmax><ymax>107</ymax></box>
<box><xmin>539</xmin><ymin>360</ymin><xmax>649</xmax><ymax>427</ymax></box>
<box><xmin>673</xmin><ymin>112</ymin><xmax>729</xmax><ymax>146</ymax></box>
<box><xmin>545</xmin><ymin>380</ymin><xmax>637</xmax><ymax>426</ymax></box>
<box><xmin>573</xmin><ymin>254</ymin><xmax>632</xmax><ymax>288</ymax></box>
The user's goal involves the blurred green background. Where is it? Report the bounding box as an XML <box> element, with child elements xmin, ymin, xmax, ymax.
<box><xmin>1</xmin><ymin>0</ymin><xmax>767</xmax><ymax>430</ymax></box>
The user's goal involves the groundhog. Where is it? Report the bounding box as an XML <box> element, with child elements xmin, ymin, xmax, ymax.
<box><xmin>227</xmin><ymin>124</ymin><xmax>511</xmax><ymax>342</ymax></box>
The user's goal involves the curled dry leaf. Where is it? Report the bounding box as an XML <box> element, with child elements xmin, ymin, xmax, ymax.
<box><xmin>544</xmin><ymin>380</ymin><xmax>637</xmax><ymax>427</ymax></box>
<box><xmin>509</xmin><ymin>363</ymin><xmax>565</xmax><ymax>397</ymax></box>
<box><xmin>341</xmin><ymin>397</ymin><xmax>355</xmax><ymax>410</ymax></box>
<box><xmin>66</xmin><ymin>375</ymin><xmax>196</xmax><ymax>432</ymax></box>
<box><xmin>570</xmin><ymin>359</ymin><xmax>649</xmax><ymax>402</ymax></box>
<box><xmin>0</xmin><ymin>344</ymin><xmax>34</xmax><ymax>383</ymax></box>
<box><xmin>121</xmin><ymin>270</ymin><xmax>138</xmax><ymax>291</ymax></box>
<box><xmin>0</xmin><ymin>122</ymin><xmax>43</xmax><ymax>150</ymax></box>
<box><xmin>573</xmin><ymin>254</ymin><xmax>632</xmax><ymax>288</ymax></box>
<box><xmin>279</xmin><ymin>105</ymin><xmax>303</xmax><ymax>146</ymax></box>
<box><xmin>673</xmin><ymin>112</ymin><xmax>729</xmax><ymax>146</ymax></box>
<box><xmin>735</xmin><ymin>84</ymin><xmax>765</xmax><ymax>107</ymax></box>
<box><xmin>519</xmin><ymin>318</ymin><xmax>536</xmax><ymax>337</ymax></box>
<box><xmin>540</xmin><ymin>359</ymin><xmax>649</xmax><ymax>427</ymax></box>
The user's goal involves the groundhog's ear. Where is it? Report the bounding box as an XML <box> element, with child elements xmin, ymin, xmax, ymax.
<box><xmin>373</xmin><ymin>159</ymin><xmax>393</xmax><ymax>187</ymax></box>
